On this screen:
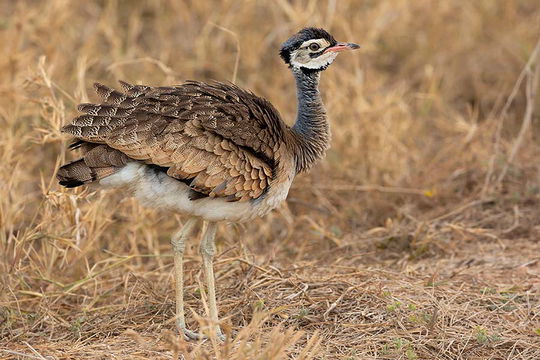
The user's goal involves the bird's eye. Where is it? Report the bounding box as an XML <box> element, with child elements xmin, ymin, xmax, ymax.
<box><xmin>308</xmin><ymin>43</ymin><xmax>320</xmax><ymax>51</ymax></box>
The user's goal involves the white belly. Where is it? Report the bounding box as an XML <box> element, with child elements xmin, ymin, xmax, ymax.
<box><xmin>99</xmin><ymin>162</ymin><xmax>293</xmax><ymax>222</ymax></box>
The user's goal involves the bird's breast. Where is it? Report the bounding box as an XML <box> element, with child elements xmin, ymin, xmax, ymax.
<box><xmin>99</xmin><ymin>162</ymin><xmax>294</xmax><ymax>222</ymax></box>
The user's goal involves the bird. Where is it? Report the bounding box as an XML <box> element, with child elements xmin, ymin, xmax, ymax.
<box><xmin>56</xmin><ymin>27</ymin><xmax>359</xmax><ymax>340</ymax></box>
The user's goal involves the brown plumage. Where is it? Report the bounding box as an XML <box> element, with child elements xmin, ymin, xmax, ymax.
<box><xmin>56</xmin><ymin>27</ymin><xmax>359</xmax><ymax>341</ymax></box>
<box><xmin>60</xmin><ymin>81</ymin><xmax>287</xmax><ymax>201</ymax></box>
<box><xmin>57</xmin><ymin>143</ymin><xmax>128</xmax><ymax>187</ymax></box>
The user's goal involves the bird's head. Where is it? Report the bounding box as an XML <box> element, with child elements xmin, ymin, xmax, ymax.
<box><xmin>279</xmin><ymin>27</ymin><xmax>360</xmax><ymax>72</ymax></box>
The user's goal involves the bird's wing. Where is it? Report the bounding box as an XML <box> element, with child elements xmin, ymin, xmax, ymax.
<box><xmin>62</xmin><ymin>81</ymin><xmax>287</xmax><ymax>201</ymax></box>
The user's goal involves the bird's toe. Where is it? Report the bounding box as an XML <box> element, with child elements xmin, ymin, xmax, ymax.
<box><xmin>216</xmin><ymin>329</ymin><xmax>226</xmax><ymax>342</ymax></box>
<box><xmin>180</xmin><ymin>326</ymin><xmax>205</xmax><ymax>341</ymax></box>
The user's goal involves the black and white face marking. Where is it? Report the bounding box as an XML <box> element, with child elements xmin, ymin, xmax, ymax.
<box><xmin>288</xmin><ymin>38</ymin><xmax>339</xmax><ymax>70</ymax></box>
<box><xmin>279</xmin><ymin>27</ymin><xmax>359</xmax><ymax>72</ymax></box>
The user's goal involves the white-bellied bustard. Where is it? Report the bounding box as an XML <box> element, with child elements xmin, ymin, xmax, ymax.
<box><xmin>57</xmin><ymin>28</ymin><xmax>359</xmax><ymax>340</ymax></box>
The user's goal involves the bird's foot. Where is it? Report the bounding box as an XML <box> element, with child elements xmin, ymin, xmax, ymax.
<box><xmin>177</xmin><ymin>322</ymin><xmax>226</xmax><ymax>342</ymax></box>
<box><xmin>215</xmin><ymin>328</ymin><xmax>226</xmax><ymax>342</ymax></box>
<box><xmin>180</xmin><ymin>326</ymin><xmax>205</xmax><ymax>341</ymax></box>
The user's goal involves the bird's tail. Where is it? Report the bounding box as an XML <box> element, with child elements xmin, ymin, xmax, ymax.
<box><xmin>57</xmin><ymin>144</ymin><xmax>129</xmax><ymax>188</ymax></box>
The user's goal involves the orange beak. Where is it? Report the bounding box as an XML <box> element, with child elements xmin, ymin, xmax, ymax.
<box><xmin>324</xmin><ymin>42</ymin><xmax>361</xmax><ymax>53</ymax></box>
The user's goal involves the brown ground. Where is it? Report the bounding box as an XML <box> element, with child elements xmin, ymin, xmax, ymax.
<box><xmin>1</xmin><ymin>1</ymin><xmax>540</xmax><ymax>359</ymax></box>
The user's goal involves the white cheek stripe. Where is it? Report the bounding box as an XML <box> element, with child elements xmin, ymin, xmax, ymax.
<box><xmin>291</xmin><ymin>52</ymin><xmax>338</xmax><ymax>69</ymax></box>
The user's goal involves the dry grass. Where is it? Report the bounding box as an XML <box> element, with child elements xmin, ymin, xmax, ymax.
<box><xmin>1</xmin><ymin>0</ymin><xmax>540</xmax><ymax>359</ymax></box>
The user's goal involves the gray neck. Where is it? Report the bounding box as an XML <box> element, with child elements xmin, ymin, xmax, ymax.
<box><xmin>291</xmin><ymin>67</ymin><xmax>330</xmax><ymax>173</ymax></box>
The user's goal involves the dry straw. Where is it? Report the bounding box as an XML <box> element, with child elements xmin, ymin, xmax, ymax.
<box><xmin>1</xmin><ymin>0</ymin><xmax>540</xmax><ymax>359</ymax></box>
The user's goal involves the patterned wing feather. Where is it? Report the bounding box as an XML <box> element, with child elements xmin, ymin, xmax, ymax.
<box><xmin>61</xmin><ymin>81</ymin><xmax>286</xmax><ymax>201</ymax></box>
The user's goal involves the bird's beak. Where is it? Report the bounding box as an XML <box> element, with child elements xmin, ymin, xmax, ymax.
<box><xmin>324</xmin><ymin>42</ymin><xmax>361</xmax><ymax>53</ymax></box>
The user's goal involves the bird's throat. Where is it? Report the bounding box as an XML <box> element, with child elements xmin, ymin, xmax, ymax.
<box><xmin>291</xmin><ymin>68</ymin><xmax>330</xmax><ymax>173</ymax></box>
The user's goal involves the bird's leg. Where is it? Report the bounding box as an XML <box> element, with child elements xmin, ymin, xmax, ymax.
<box><xmin>199</xmin><ymin>221</ymin><xmax>225</xmax><ymax>341</ymax></box>
<box><xmin>171</xmin><ymin>217</ymin><xmax>202</xmax><ymax>340</ymax></box>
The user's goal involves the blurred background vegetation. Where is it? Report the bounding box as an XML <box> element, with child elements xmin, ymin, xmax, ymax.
<box><xmin>1</xmin><ymin>1</ymin><xmax>539</xmax><ymax>359</ymax></box>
